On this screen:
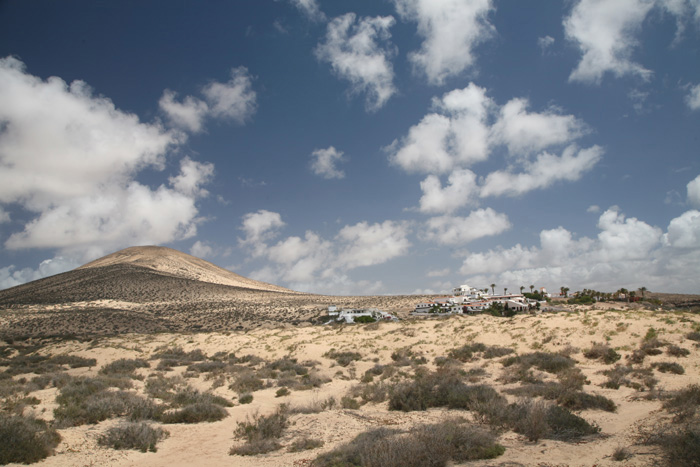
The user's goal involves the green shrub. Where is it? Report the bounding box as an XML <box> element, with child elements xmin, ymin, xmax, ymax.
<box><xmin>276</xmin><ymin>387</ymin><xmax>290</xmax><ymax>397</ymax></box>
<box><xmin>0</xmin><ymin>413</ymin><xmax>61</xmax><ymax>464</ymax></box>
<box><xmin>545</xmin><ymin>405</ymin><xmax>600</xmax><ymax>440</ymax></box>
<box><xmin>502</xmin><ymin>352</ymin><xmax>575</xmax><ymax>374</ymax></box>
<box><xmin>354</xmin><ymin>315</ymin><xmax>376</xmax><ymax>323</ymax></box>
<box><xmin>170</xmin><ymin>388</ymin><xmax>232</xmax><ymax>408</ymax></box>
<box><xmin>238</xmin><ymin>393</ymin><xmax>253</xmax><ymax>404</ymax></box>
<box><xmin>98</xmin><ymin>422</ymin><xmax>169</xmax><ymax>453</ymax></box>
<box><xmin>341</xmin><ymin>396</ymin><xmax>361</xmax><ymax>409</ymax></box>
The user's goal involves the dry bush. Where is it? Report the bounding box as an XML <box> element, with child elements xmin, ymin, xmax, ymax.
<box><xmin>652</xmin><ymin>361</ymin><xmax>685</xmax><ymax>374</ymax></box>
<box><xmin>324</xmin><ymin>349</ymin><xmax>362</xmax><ymax>367</ymax></box>
<box><xmin>99</xmin><ymin>358</ymin><xmax>150</xmax><ymax>378</ymax></box>
<box><xmin>502</xmin><ymin>351</ymin><xmax>576</xmax><ymax>374</ymax></box>
<box><xmin>666</xmin><ymin>345</ymin><xmax>690</xmax><ymax>357</ymax></box>
<box><xmin>159</xmin><ymin>402</ymin><xmax>228</xmax><ymax>424</ymax></box>
<box><xmin>311</xmin><ymin>419</ymin><xmax>504</xmax><ymax>467</ymax></box>
<box><xmin>98</xmin><ymin>422</ymin><xmax>169</xmax><ymax>453</ymax></box>
<box><xmin>0</xmin><ymin>413</ymin><xmax>61</xmax><ymax>464</ymax></box>
<box><xmin>583</xmin><ymin>342</ymin><xmax>621</xmax><ymax>364</ymax></box>
<box><xmin>229</xmin><ymin>370</ymin><xmax>264</xmax><ymax>393</ymax></box>
<box><xmin>288</xmin><ymin>437</ymin><xmax>324</xmax><ymax>452</ymax></box>
<box><xmin>230</xmin><ymin>405</ymin><xmax>288</xmax><ymax>455</ymax></box>
<box><xmin>662</xmin><ymin>384</ymin><xmax>700</xmax><ymax>423</ymax></box>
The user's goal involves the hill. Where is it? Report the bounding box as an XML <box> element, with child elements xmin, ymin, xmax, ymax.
<box><xmin>0</xmin><ymin>246</ymin><xmax>432</xmax><ymax>337</ymax></box>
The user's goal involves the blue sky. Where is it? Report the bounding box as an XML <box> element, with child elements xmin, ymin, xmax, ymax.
<box><xmin>1</xmin><ymin>0</ymin><xmax>699</xmax><ymax>295</ymax></box>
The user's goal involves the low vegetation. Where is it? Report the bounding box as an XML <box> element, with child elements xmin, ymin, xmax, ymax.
<box><xmin>98</xmin><ymin>422</ymin><xmax>169</xmax><ymax>453</ymax></box>
<box><xmin>0</xmin><ymin>413</ymin><xmax>61</xmax><ymax>464</ymax></box>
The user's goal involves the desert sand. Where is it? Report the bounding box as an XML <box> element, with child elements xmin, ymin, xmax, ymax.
<box><xmin>1</xmin><ymin>304</ymin><xmax>699</xmax><ymax>467</ymax></box>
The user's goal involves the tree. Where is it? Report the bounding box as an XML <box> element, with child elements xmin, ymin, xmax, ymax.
<box><xmin>504</xmin><ymin>287</ymin><xmax>508</xmax><ymax>295</ymax></box>
<box><xmin>560</xmin><ymin>286</ymin><xmax>570</xmax><ymax>298</ymax></box>
<box><xmin>520</xmin><ymin>286</ymin><xmax>525</xmax><ymax>295</ymax></box>
<box><xmin>530</xmin><ymin>285</ymin><xmax>534</xmax><ymax>293</ymax></box>
<box><xmin>639</xmin><ymin>286</ymin><xmax>648</xmax><ymax>299</ymax></box>
<box><xmin>490</xmin><ymin>284</ymin><xmax>496</xmax><ymax>295</ymax></box>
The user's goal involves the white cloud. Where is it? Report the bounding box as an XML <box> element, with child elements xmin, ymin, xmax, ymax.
<box><xmin>315</xmin><ymin>13</ymin><xmax>397</xmax><ymax>111</ymax></box>
<box><xmin>190</xmin><ymin>240</ymin><xmax>214</xmax><ymax>259</ymax></box>
<box><xmin>688</xmin><ymin>174</ymin><xmax>700</xmax><ymax>206</ymax></box>
<box><xmin>239</xmin><ymin>210</ymin><xmax>286</xmax><ymax>257</ymax></box>
<box><xmin>289</xmin><ymin>0</ymin><xmax>326</xmax><ymax>22</ymax></box>
<box><xmin>0</xmin><ymin>256</ymin><xmax>80</xmax><ymax>290</ymax></box>
<box><xmin>423</xmin><ymin>208</ymin><xmax>510</xmax><ymax>245</ymax></box>
<box><xmin>336</xmin><ymin>220</ymin><xmax>411</xmax><ymax>268</ymax></box>
<box><xmin>158</xmin><ymin>90</ymin><xmax>209</xmax><ymax>133</ymax></box>
<box><xmin>418</xmin><ymin>169</ymin><xmax>478</xmax><ymax>214</ymax></box>
<box><xmin>169</xmin><ymin>157</ymin><xmax>215</xmax><ymax>197</ymax></box>
<box><xmin>480</xmin><ymin>145</ymin><xmax>603</xmax><ymax>198</ymax></box>
<box><xmin>202</xmin><ymin>67</ymin><xmax>257</xmax><ymax>123</ymax></box>
<box><xmin>538</xmin><ymin>35</ymin><xmax>555</xmax><ymax>53</ymax></box>
<box><xmin>393</xmin><ymin>0</ymin><xmax>495</xmax><ymax>85</ymax></box>
<box><xmin>587</xmin><ymin>205</ymin><xmax>601</xmax><ymax>213</ymax></box>
<box><xmin>388</xmin><ymin>83</ymin><xmax>591</xmax><ymax>179</ymax></box>
<box><xmin>0</xmin><ymin>56</ymin><xmax>212</xmax><ymax>263</ymax></box>
<box><xmin>686</xmin><ymin>83</ymin><xmax>700</xmax><ymax>110</ymax></box>
<box><xmin>664</xmin><ymin>209</ymin><xmax>700</xmax><ymax>249</ymax></box>
<box><xmin>458</xmin><ymin>207</ymin><xmax>700</xmax><ymax>294</ymax></box>
<box><xmin>310</xmin><ymin>146</ymin><xmax>346</xmax><ymax>179</ymax></box>
<box><xmin>239</xmin><ymin>213</ymin><xmax>411</xmax><ymax>293</ymax></box>
<box><xmin>388</xmin><ymin>83</ymin><xmax>493</xmax><ymax>173</ymax></box>
<box><xmin>0</xmin><ymin>207</ymin><xmax>9</xmax><ymax>223</ymax></box>
<box><xmin>427</xmin><ymin>268</ymin><xmax>450</xmax><ymax>277</ymax></box>
<box><xmin>564</xmin><ymin>0</ymin><xmax>655</xmax><ymax>84</ymax></box>
<box><xmin>490</xmin><ymin>98</ymin><xmax>588</xmax><ymax>156</ymax></box>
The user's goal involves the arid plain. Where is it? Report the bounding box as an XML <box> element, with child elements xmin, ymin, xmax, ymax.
<box><xmin>1</xmin><ymin>247</ymin><xmax>699</xmax><ymax>467</ymax></box>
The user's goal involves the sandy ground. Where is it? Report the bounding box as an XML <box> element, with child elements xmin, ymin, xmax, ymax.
<box><xmin>1</xmin><ymin>302</ymin><xmax>698</xmax><ymax>467</ymax></box>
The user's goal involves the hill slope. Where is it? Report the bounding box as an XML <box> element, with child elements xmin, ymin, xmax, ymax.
<box><xmin>78</xmin><ymin>246</ymin><xmax>294</xmax><ymax>293</ymax></box>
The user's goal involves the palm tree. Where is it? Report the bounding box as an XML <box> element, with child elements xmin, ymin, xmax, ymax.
<box><xmin>490</xmin><ymin>283</ymin><xmax>496</xmax><ymax>295</ymax></box>
<box><xmin>529</xmin><ymin>285</ymin><xmax>534</xmax><ymax>293</ymax></box>
<box><xmin>639</xmin><ymin>286</ymin><xmax>648</xmax><ymax>299</ymax></box>
<box><xmin>560</xmin><ymin>286</ymin><xmax>569</xmax><ymax>298</ymax></box>
<box><xmin>504</xmin><ymin>287</ymin><xmax>508</xmax><ymax>295</ymax></box>
<box><xmin>520</xmin><ymin>286</ymin><xmax>525</xmax><ymax>295</ymax></box>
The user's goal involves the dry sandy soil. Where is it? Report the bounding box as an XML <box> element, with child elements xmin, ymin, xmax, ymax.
<box><xmin>1</xmin><ymin>303</ymin><xmax>699</xmax><ymax>467</ymax></box>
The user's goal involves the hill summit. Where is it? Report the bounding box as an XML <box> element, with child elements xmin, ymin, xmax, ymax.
<box><xmin>78</xmin><ymin>245</ymin><xmax>293</xmax><ymax>293</ymax></box>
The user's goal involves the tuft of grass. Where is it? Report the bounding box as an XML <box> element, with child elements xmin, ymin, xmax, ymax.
<box><xmin>612</xmin><ymin>446</ymin><xmax>631</xmax><ymax>461</ymax></box>
<box><xmin>0</xmin><ymin>413</ymin><xmax>61</xmax><ymax>464</ymax></box>
<box><xmin>98</xmin><ymin>422</ymin><xmax>169</xmax><ymax>453</ymax></box>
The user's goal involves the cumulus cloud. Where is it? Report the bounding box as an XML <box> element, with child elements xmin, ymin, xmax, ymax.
<box><xmin>289</xmin><ymin>0</ymin><xmax>326</xmax><ymax>22</ymax></box>
<box><xmin>239</xmin><ymin>212</ymin><xmax>411</xmax><ymax>293</ymax></box>
<box><xmin>688</xmin><ymin>174</ymin><xmax>700</xmax><ymax>206</ymax></box>
<box><xmin>393</xmin><ymin>0</ymin><xmax>495</xmax><ymax>85</ymax></box>
<box><xmin>0</xmin><ymin>56</ymin><xmax>213</xmax><ymax>264</ymax></box>
<box><xmin>423</xmin><ymin>208</ymin><xmax>511</xmax><ymax>245</ymax></box>
<box><xmin>239</xmin><ymin>210</ymin><xmax>286</xmax><ymax>257</ymax></box>
<box><xmin>0</xmin><ymin>256</ymin><xmax>80</xmax><ymax>290</ymax></box>
<box><xmin>564</xmin><ymin>0</ymin><xmax>654</xmax><ymax>84</ymax></box>
<box><xmin>490</xmin><ymin>98</ymin><xmax>588</xmax><ymax>156</ymax></box>
<box><xmin>159</xmin><ymin>67</ymin><xmax>257</xmax><ymax>132</ymax></box>
<box><xmin>336</xmin><ymin>220</ymin><xmax>411</xmax><ymax>268</ymax></box>
<box><xmin>190</xmin><ymin>240</ymin><xmax>214</xmax><ymax>259</ymax></box>
<box><xmin>310</xmin><ymin>146</ymin><xmax>346</xmax><ymax>179</ymax></box>
<box><xmin>686</xmin><ymin>83</ymin><xmax>700</xmax><ymax>110</ymax></box>
<box><xmin>538</xmin><ymin>35</ymin><xmax>555</xmax><ymax>53</ymax></box>
<box><xmin>388</xmin><ymin>83</ymin><xmax>591</xmax><ymax>176</ymax></box>
<box><xmin>458</xmin><ymin>207</ymin><xmax>700</xmax><ymax>294</ymax></box>
<box><xmin>388</xmin><ymin>83</ymin><xmax>494</xmax><ymax>173</ymax></box>
<box><xmin>315</xmin><ymin>13</ymin><xmax>397</xmax><ymax>111</ymax></box>
<box><xmin>202</xmin><ymin>67</ymin><xmax>257</xmax><ymax>123</ymax></box>
<box><xmin>480</xmin><ymin>145</ymin><xmax>604</xmax><ymax>197</ymax></box>
<box><xmin>419</xmin><ymin>169</ymin><xmax>478</xmax><ymax>214</ymax></box>
<box><xmin>158</xmin><ymin>90</ymin><xmax>209</xmax><ymax>133</ymax></box>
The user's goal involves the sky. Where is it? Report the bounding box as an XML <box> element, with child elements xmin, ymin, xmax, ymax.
<box><xmin>0</xmin><ymin>0</ymin><xmax>699</xmax><ymax>296</ymax></box>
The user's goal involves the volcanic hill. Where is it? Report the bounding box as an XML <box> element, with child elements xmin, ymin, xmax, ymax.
<box><xmin>0</xmin><ymin>246</ymin><xmax>431</xmax><ymax>337</ymax></box>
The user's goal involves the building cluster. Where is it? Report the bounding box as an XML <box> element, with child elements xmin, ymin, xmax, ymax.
<box><xmin>413</xmin><ymin>284</ymin><xmax>547</xmax><ymax>315</ymax></box>
<box><xmin>326</xmin><ymin>306</ymin><xmax>398</xmax><ymax>324</ymax></box>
